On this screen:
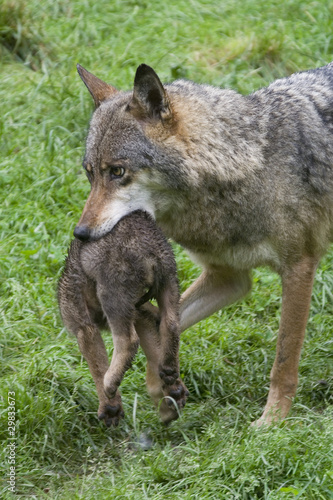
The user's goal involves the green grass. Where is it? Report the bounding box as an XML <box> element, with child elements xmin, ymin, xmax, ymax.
<box><xmin>1</xmin><ymin>0</ymin><xmax>333</xmax><ymax>497</ymax></box>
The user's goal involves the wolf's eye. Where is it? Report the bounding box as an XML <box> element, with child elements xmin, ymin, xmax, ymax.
<box><xmin>110</xmin><ymin>166</ymin><xmax>125</xmax><ymax>178</ymax></box>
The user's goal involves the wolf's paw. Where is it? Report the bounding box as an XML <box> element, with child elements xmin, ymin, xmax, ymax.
<box><xmin>159</xmin><ymin>379</ymin><xmax>189</xmax><ymax>424</ymax></box>
<box><xmin>98</xmin><ymin>395</ymin><xmax>124</xmax><ymax>427</ymax></box>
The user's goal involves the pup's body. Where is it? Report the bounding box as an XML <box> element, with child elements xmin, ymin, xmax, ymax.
<box><xmin>58</xmin><ymin>210</ymin><xmax>188</xmax><ymax>426</ymax></box>
<box><xmin>73</xmin><ymin>62</ymin><xmax>333</xmax><ymax>424</ymax></box>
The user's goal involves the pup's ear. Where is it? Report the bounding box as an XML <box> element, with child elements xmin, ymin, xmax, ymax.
<box><xmin>77</xmin><ymin>64</ymin><xmax>117</xmax><ymax>108</ymax></box>
<box><xmin>132</xmin><ymin>64</ymin><xmax>171</xmax><ymax>120</ymax></box>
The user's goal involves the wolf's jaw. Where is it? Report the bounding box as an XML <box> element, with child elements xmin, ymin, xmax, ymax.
<box><xmin>89</xmin><ymin>198</ymin><xmax>156</xmax><ymax>240</ymax></box>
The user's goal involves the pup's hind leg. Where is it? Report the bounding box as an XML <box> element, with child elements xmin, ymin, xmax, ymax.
<box><xmin>102</xmin><ymin>319</ymin><xmax>140</xmax><ymax>400</ymax></box>
<box><xmin>97</xmin><ymin>288</ymin><xmax>140</xmax><ymax>401</ymax></box>
<box><xmin>76</xmin><ymin>325</ymin><xmax>124</xmax><ymax>427</ymax></box>
<box><xmin>59</xmin><ymin>267</ymin><xmax>124</xmax><ymax>427</ymax></box>
<box><xmin>137</xmin><ymin>297</ymin><xmax>188</xmax><ymax>424</ymax></box>
<box><xmin>135</xmin><ymin>308</ymin><xmax>164</xmax><ymax>405</ymax></box>
<box><xmin>157</xmin><ymin>286</ymin><xmax>189</xmax><ymax>423</ymax></box>
<box><xmin>255</xmin><ymin>255</ymin><xmax>318</xmax><ymax>426</ymax></box>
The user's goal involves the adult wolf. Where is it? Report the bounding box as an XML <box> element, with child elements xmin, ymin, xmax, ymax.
<box><xmin>74</xmin><ymin>62</ymin><xmax>333</xmax><ymax>425</ymax></box>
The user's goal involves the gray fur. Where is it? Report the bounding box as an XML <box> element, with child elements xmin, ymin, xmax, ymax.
<box><xmin>79</xmin><ymin>63</ymin><xmax>333</xmax><ymax>271</ymax></box>
<box><xmin>73</xmin><ymin>62</ymin><xmax>333</xmax><ymax>424</ymax></box>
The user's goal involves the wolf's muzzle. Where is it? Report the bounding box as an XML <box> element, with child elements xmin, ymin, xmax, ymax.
<box><xmin>73</xmin><ymin>225</ymin><xmax>91</xmax><ymax>241</ymax></box>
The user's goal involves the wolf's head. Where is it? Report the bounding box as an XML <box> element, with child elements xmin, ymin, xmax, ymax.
<box><xmin>73</xmin><ymin>64</ymin><xmax>187</xmax><ymax>241</ymax></box>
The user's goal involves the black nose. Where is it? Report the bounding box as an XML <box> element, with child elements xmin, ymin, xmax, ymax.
<box><xmin>73</xmin><ymin>225</ymin><xmax>91</xmax><ymax>241</ymax></box>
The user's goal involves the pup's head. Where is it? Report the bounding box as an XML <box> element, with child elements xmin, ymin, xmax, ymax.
<box><xmin>74</xmin><ymin>64</ymin><xmax>183</xmax><ymax>241</ymax></box>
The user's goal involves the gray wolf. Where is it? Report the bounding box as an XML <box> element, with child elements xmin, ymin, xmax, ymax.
<box><xmin>74</xmin><ymin>62</ymin><xmax>333</xmax><ymax>425</ymax></box>
<box><xmin>58</xmin><ymin>210</ymin><xmax>188</xmax><ymax>427</ymax></box>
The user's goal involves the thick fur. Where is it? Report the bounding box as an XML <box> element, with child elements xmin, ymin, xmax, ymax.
<box><xmin>74</xmin><ymin>62</ymin><xmax>333</xmax><ymax>424</ymax></box>
<box><xmin>58</xmin><ymin>211</ymin><xmax>188</xmax><ymax>426</ymax></box>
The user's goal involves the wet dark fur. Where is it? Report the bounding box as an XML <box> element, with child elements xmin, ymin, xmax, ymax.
<box><xmin>58</xmin><ymin>210</ymin><xmax>188</xmax><ymax>426</ymax></box>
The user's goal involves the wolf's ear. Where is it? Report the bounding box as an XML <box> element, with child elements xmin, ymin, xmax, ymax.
<box><xmin>131</xmin><ymin>64</ymin><xmax>171</xmax><ymax>120</ymax></box>
<box><xmin>77</xmin><ymin>64</ymin><xmax>117</xmax><ymax>108</ymax></box>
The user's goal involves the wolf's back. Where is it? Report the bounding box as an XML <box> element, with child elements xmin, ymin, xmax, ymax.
<box><xmin>250</xmin><ymin>62</ymin><xmax>333</xmax><ymax>198</ymax></box>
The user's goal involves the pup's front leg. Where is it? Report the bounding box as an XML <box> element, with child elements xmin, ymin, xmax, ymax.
<box><xmin>76</xmin><ymin>326</ymin><xmax>124</xmax><ymax>427</ymax></box>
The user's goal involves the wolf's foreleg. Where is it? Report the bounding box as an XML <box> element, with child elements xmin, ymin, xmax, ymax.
<box><xmin>179</xmin><ymin>267</ymin><xmax>252</xmax><ymax>331</ymax></box>
<box><xmin>76</xmin><ymin>326</ymin><xmax>124</xmax><ymax>427</ymax></box>
<box><xmin>255</xmin><ymin>255</ymin><xmax>318</xmax><ymax>425</ymax></box>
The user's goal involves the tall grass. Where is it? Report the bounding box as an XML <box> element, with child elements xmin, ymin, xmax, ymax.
<box><xmin>1</xmin><ymin>0</ymin><xmax>333</xmax><ymax>498</ymax></box>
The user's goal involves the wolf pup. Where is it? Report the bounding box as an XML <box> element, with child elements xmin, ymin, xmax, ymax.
<box><xmin>58</xmin><ymin>210</ymin><xmax>188</xmax><ymax>427</ymax></box>
<box><xmin>74</xmin><ymin>61</ymin><xmax>333</xmax><ymax>425</ymax></box>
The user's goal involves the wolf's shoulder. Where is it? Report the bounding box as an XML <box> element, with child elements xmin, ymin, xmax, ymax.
<box><xmin>260</xmin><ymin>62</ymin><xmax>333</xmax><ymax>95</ymax></box>
<box><xmin>166</xmin><ymin>78</ymin><xmax>241</xmax><ymax>104</ymax></box>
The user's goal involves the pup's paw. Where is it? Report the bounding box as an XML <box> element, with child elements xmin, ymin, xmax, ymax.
<box><xmin>159</xmin><ymin>365</ymin><xmax>179</xmax><ymax>386</ymax></box>
<box><xmin>164</xmin><ymin>379</ymin><xmax>189</xmax><ymax>409</ymax></box>
<box><xmin>98</xmin><ymin>394</ymin><xmax>124</xmax><ymax>427</ymax></box>
<box><xmin>159</xmin><ymin>379</ymin><xmax>189</xmax><ymax>424</ymax></box>
<box><xmin>103</xmin><ymin>373</ymin><xmax>122</xmax><ymax>401</ymax></box>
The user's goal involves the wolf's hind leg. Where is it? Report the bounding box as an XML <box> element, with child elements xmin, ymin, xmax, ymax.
<box><xmin>255</xmin><ymin>255</ymin><xmax>318</xmax><ymax>426</ymax></box>
<box><xmin>76</xmin><ymin>325</ymin><xmax>125</xmax><ymax>427</ymax></box>
<box><xmin>179</xmin><ymin>266</ymin><xmax>252</xmax><ymax>332</ymax></box>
